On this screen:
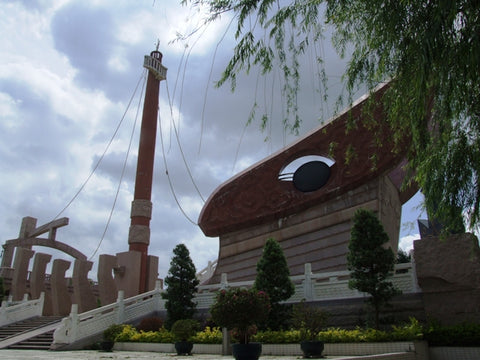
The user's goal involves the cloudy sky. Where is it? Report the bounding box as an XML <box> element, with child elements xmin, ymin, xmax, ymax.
<box><xmin>0</xmin><ymin>0</ymin><xmax>425</xmax><ymax>280</ymax></box>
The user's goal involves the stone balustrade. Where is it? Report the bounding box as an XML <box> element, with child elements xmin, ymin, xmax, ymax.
<box><xmin>50</xmin><ymin>262</ymin><xmax>418</xmax><ymax>349</ymax></box>
<box><xmin>0</xmin><ymin>292</ymin><xmax>45</xmax><ymax>327</ymax></box>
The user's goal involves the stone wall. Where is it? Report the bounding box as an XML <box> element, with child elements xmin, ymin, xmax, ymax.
<box><xmin>207</xmin><ymin>175</ymin><xmax>402</xmax><ymax>283</ymax></box>
<box><xmin>413</xmin><ymin>233</ymin><xmax>480</xmax><ymax>324</ymax></box>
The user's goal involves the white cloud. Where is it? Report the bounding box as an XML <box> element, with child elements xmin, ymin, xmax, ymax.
<box><xmin>0</xmin><ymin>0</ymin><xmax>425</xmax><ymax>285</ymax></box>
<box><xmin>399</xmin><ymin>234</ymin><xmax>420</xmax><ymax>253</ymax></box>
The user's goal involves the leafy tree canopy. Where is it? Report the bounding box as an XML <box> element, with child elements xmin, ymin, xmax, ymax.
<box><xmin>181</xmin><ymin>0</ymin><xmax>480</xmax><ymax>232</ymax></box>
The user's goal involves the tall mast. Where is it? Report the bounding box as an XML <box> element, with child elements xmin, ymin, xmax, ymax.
<box><xmin>128</xmin><ymin>50</ymin><xmax>166</xmax><ymax>293</ymax></box>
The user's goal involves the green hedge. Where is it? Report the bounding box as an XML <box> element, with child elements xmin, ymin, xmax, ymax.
<box><xmin>108</xmin><ymin>318</ymin><xmax>480</xmax><ymax>346</ymax></box>
<box><xmin>424</xmin><ymin>322</ymin><xmax>480</xmax><ymax>347</ymax></box>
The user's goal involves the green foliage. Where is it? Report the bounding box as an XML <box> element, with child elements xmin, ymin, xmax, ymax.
<box><xmin>318</xmin><ymin>328</ymin><xmax>389</xmax><ymax>343</ymax></box>
<box><xmin>114</xmin><ymin>325</ymin><xmax>138</xmax><ymax>342</ymax></box>
<box><xmin>162</xmin><ymin>244</ymin><xmax>199</xmax><ymax>329</ymax></box>
<box><xmin>255</xmin><ymin>238</ymin><xmax>295</xmax><ymax>304</ymax></box>
<box><xmin>291</xmin><ymin>301</ymin><xmax>329</xmax><ymax>340</ymax></box>
<box><xmin>318</xmin><ymin>319</ymin><xmax>422</xmax><ymax>343</ymax></box>
<box><xmin>390</xmin><ymin>318</ymin><xmax>424</xmax><ymax>342</ymax></box>
<box><xmin>191</xmin><ymin>327</ymin><xmax>223</xmax><ymax>344</ymax></box>
<box><xmin>108</xmin><ymin>317</ymin><xmax>478</xmax><ymax>346</ymax></box>
<box><xmin>347</xmin><ymin>209</ymin><xmax>400</xmax><ymax>329</ymax></box>
<box><xmin>326</xmin><ymin>0</ymin><xmax>480</xmax><ymax>233</ymax></box>
<box><xmin>103</xmin><ymin>324</ymin><xmax>129</xmax><ymax>342</ymax></box>
<box><xmin>424</xmin><ymin>321</ymin><xmax>480</xmax><ymax>347</ymax></box>
<box><xmin>210</xmin><ymin>287</ymin><xmax>271</xmax><ymax>343</ymax></box>
<box><xmin>396</xmin><ymin>249</ymin><xmax>411</xmax><ymax>264</ymax></box>
<box><xmin>115</xmin><ymin>324</ymin><xmax>175</xmax><ymax>343</ymax></box>
<box><xmin>171</xmin><ymin>319</ymin><xmax>200</xmax><ymax>341</ymax></box>
<box><xmin>254</xmin><ymin>237</ymin><xmax>295</xmax><ymax>330</ymax></box>
<box><xmin>182</xmin><ymin>0</ymin><xmax>480</xmax><ymax>233</ymax></box>
<box><xmin>253</xmin><ymin>318</ymin><xmax>422</xmax><ymax>343</ymax></box>
<box><xmin>252</xmin><ymin>329</ymin><xmax>302</xmax><ymax>344</ymax></box>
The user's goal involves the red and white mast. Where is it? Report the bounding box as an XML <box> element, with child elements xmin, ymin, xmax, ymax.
<box><xmin>126</xmin><ymin>49</ymin><xmax>167</xmax><ymax>294</ymax></box>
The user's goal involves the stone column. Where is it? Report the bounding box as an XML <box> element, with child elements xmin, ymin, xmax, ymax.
<box><xmin>115</xmin><ymin>250</ymin><xmax>142</xmax><ymax>298</ymax></box>
<box><xmin>72</xmin><ymin>259</ymin><xmax>97</xmax><ymax>313</ymax></box>
<box><xmin>146</xmin><ymin>255</ymin><xmax>159</xmax><ymax>291</ymax></box>
<box><xmin>30</xmin><ymin>252</ymin><xmax>51</xmax><ymax>299</ymax></box>
<box><xmin>97</xmin><ymin>254</ymin><xmax>118</xmax><ymax>306</ymax></box>
<box><xmin>50</xmin><ymin>259</ymin><xmax>72</xmax><ymax>316</ymax></box>
<box><xmin>11</xmin><ymin>247</ymin><xmax>34</xmax><ymax>301</ymax></box>
<box><xmin>29</xmin><ymin>252</ymin><xmax>52</xmax><ymax>315</ymax></box>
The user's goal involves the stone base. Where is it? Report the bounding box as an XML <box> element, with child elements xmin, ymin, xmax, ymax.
<box><xmin>413</xmin><ymin>233</ymin><xmax>480</xmax><ymax>325</ymax></box>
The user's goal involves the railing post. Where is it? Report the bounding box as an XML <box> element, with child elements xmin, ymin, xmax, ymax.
<box><xmin>219</xmin><ymin>272</ymin><xmax>231</xmax><ymax>355</ymax></box>
<box><xmin>153</xmin><ymin>280</ymin><xmax>163</xmax><ymax>311</ymax></box>
<box><xmin>222</xmin><ymin>327</ymin><xmax>231</xmax><ymax>355</ymax></box>
<box><xmin>116</xmin><ymin>290</ymin><xmax>125</xmax><ymax>324</ymax></box>
<box><xmin>38</xmin><ymin>291</ymin><xmax>45</xmax><ymax>315</ymax></box>
<box><xmin>303</xmin><ymin>263</ymin><xmax>314</xmax><ymax>301</ymax></box>
<box><xmin>220</xmin><ymin>273</ymin><xmax>228</xmax><ymax>290</ymax></box>
<box><xmin>70</xmin><ymin>304</ymin><xmax>78</xmax><ymax>343</ymax></box>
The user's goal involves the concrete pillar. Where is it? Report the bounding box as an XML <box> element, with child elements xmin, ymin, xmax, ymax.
<box><xmin>303</xmin><ymin>263</ymin><xmax>314</xmax><ymax>301</ymax></box>
<box><xmin>30</xmin><ymin>252</ymin><xmax>52</xmax><ymax>315</ymax></box>
<box><xmin>115</xmin><ymin>250</ymin><xmax>142</xmax><ymax>298</ymax></box>
<box><xmin>50</xmin><ymin>259</ymin><xmax>71</xmax><ymax>316</ymax></box>
<box><xmin>97</xmin><ymin>254</ymin><xmax>118</xmax><ymax>306</ymax></box>
<box><xmin>18</xmin><ymin>216</ymin><xmax>37</xmax><ymax>239</ymax></box>
<box><xmin>72</xmin><ymin>259</ymin><xmax>97</xmax><ymax>313</ymax></box>
<box><xmin>116</xmin><ymin>290</ymin><xmax>125</xmax><ymax>324</ymax></box>
<box><xmin>1</xmin><ymin>244</ymin><xmax>14</xmax><ymax>268</ymax></box>
<box><xmin>146</xmin><ymin>255</ymin><xmax>159</xmax><ymax>291</ymax></box>
<box><xmin>30</xmin><ymin>252</ymin><xmax>51</xmax><ymax>299</ymax></box>
<box><xmin>11</xmin><ymin>247</ymin><xmax>34</xmax><ymax>301</ymax></box>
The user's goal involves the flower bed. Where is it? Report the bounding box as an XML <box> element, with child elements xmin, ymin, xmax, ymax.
<box><xmin>114</xmin><ymin>341</ymin><xmax>419</xmax><ymax>357</ymax></box>
<box><xmin>108</xmin><ymin>318</ymin><xmax>480</xmax><ymax>349</ymax></box>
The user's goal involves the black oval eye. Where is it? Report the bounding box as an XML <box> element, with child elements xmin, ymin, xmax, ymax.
<box><xmin>293</xmin><ymin>160</ymin><xmax>331</xmax><ymax>192</ymax></box>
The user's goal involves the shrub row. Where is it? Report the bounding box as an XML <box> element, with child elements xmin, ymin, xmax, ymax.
<box><xmin>108</xmin><ymin>318</ymin><xmax>480</xmax><ymax>346</ymax></box>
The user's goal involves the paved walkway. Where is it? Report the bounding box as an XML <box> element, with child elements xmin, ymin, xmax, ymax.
<box><xmin>0</xmin><ymin>350</ymin><xmax>311</xmax><ymax>359</ymax></box>
<box><xmin>0</xmin><ymin>350</ymin><xmax>352</xmax><ymax>359</ymax></box>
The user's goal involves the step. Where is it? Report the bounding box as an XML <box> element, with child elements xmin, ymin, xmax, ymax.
<box><xmin>7</xmin><ymin>330</ymin><xmax>54</xmax><ymax>350</ymax></box>
<box><xmin>0</xmin><ymin>317</ymin><xmax>61</xmax><ymax>350</ymax></box>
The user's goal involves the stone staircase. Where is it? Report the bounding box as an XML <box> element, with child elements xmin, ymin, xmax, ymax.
<box><xmin>0</xmin><ymin>316</ymin><xmax>62</xmax><ymax>350</ymax></box>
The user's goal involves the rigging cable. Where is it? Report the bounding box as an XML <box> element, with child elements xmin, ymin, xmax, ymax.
<box><xmin>198</xmin><ymin>15</ymin><xmax>235</xmax><ymax>153</ymax></box>
<box><xmin>88</xmin><ymin>70</ymin><xmax>147</xmax><ymax>260</ymax></box>
<box><xmin>52</xmin><ymin>71</ymin><xmax>147</xmax><ymax>221</ymax></box>
<box><xmin>158</xmin><ymin>92</ymin><xmax>198</xmax><ymax>226</ymax></box>
<box><xmin>165</xmin><ymin>79</ymin><xmax>206</xmax><ymax>203</ymax></box>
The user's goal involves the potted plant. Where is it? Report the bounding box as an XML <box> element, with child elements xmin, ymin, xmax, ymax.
<box><xmin>210</xmin><ymin>287</ymin><xmax>270</xmax><ymax>360</ymax></box>
<box><xmin>292</xmin><ymin>301</ymin><xmax>328</xmax><ymax>358</ymax></box>
<box><xmin>102</xmin><ymin>324</ymin><xmax>126</xmax><ymax>352</ymax></box>
<box><xmin>171</xmin><ymin>319</ymin><xmax>199</xmax><ymax>355</ymax></box>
